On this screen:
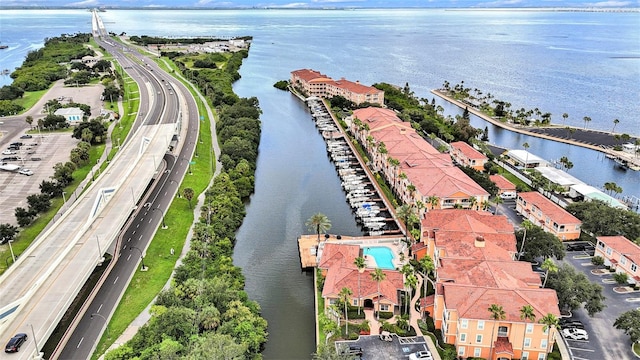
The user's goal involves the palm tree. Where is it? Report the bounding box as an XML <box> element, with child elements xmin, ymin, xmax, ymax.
<box><xmin>405</xmin><ymin>274</ymin><xmax>417</xmax><ymax>321</ymax></box>
<box><xmin>519</xmin><ymin>305</ymin><xmax>536</xmax><ymax>358</ymax></box>
<box><xmin>522</xmin><ymin>142</ymin><xmax>530</xmax><ymax>170</ymax></box>
<box><xmin>400</xmin><ymin>264</ymin><xmax>413</xmax><ymax>314</ymax></box>
<box><xmin>418</xmin><ymin>256</ymin><xmax>435</xmax><ymax>300</ymax></box>
<box><xmin>468</xmin><ymin>196</ymin><xmax>477</xmax><ymax>210</ymax></box>
<box><xmin>562</xmin><ymin>113</ymin><xmax>568</xmax><ymax>126</ymax></box>
<box><xmin>541</xmin><ymin>258</ymin><xmax>558</xmax><ymax>288</ymax></box>
<box><xmin>488</xmin><ymin>304</ymin><xmax>506</xmax><ymax>360</ymax></box>
<box><xmin>396</xmin><ymin>204</ymin><xmax>415</xmax><ymax>245</ymax></box>
<box><xmin>612</xmin><ymin>118</ymin><xmax>620</xmax><ymax>133</ymax></box>
<box><xmin>539</xmin><ymin>313</ymin><xmax>559</xmax><ymax>356</ymax></box>
<box><xmin>371</xmin><ymin>268</ymin><xmax>386</xmax><ymax>320</ymax></box>
<box><xmin>354</xmin><ymin>256</ymin><xmax>366</xmax><ymax>315</ymax></box>
<box><xmin>306</xmin><ymin>213</ymin><xmax>332</xmax><ymax>246</ymax></box>
<box><xmin>427</xmin><ymin>195</ymin><xmax>439</xmax><ymax>210</ymax></box>
<box><xmin>517</xmin><ymin>220</ymin><xmax>534</xmax><ymax>260</ymax></box>
<box><xmin>493</xmin><ymin>196</ymin><xmax>503</xmax><ymax>215</ymax></box>
<box><xmin>583</xmin><ymin>116</ymin><xmax>591</xmax><ymax>129</ymax></box>
<box><xmin>338</xmin><ymin>287</ymin><xmax>353</xmax><ymax>334</ymax></box>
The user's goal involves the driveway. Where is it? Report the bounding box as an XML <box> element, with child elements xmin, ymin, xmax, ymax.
<box><xmin>336</xmin><ymin>335</ymin><xmax>431</xmax><ymax>360</ymax></box>
<box><xmin>561</xmin><ymin>248</ymin><xmax>638</xmax><ymax>360</ymax></box>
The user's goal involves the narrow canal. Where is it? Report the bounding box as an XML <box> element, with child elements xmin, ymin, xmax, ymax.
<box><xmin>232</xmin><ymin>70</ymin><xmax>364</xmax><ymax>357</ymax></box>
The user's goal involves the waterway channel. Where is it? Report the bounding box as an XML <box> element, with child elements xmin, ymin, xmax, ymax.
<box><xmin>232</xmin><ymin>76</ymin><xmax>364</xmax><ymax>358</ymax></box>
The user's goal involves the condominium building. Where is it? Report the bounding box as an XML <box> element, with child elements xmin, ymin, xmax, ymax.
<box><xmin>515</xmin><ymin>192</ymin><xmax>582</xmax><ymax>240</ymax></box>
<box><xmin>290</xmin><ymin>69</ymin><xmax>384</xmax><ymax>106</ymax></box>
<box><xmin>595</xmin><ymin>235</ymin><xmax>640</xmax><ymax>285</ymax></box>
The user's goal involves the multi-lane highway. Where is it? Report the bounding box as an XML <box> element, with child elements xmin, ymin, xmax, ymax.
<box><xmin>0</xmin><ymin>10</ymin><xmax>201</xmax><ymax>360</ymax></box>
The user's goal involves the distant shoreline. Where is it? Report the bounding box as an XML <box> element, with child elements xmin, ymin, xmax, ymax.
<box><xmin>0</xmin><ymin>7</ymin><xmax>638</xmax><ymax>12</ymax></box>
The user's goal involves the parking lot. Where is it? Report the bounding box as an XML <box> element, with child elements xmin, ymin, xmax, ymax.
<box><xmin>0</xmin><ymin>132</ymin><xmax>79</xmax><ymax>226</ymax></box>
<box><xmin>560</xmin><ymin>242</ymin><xmax>638</xmax><ymax>360</ymax></box>
<box><xmin>335</xmin><ymin>334</ymin><xmax>431</xmax><ymax>360</ymax></box>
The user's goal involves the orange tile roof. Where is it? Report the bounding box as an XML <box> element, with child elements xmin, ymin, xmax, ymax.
<box><xmin>442</xmin><ymin>283</ymin><xmax>561</xmax><ymax>322</ymax></box>
<box><xmin>353</xmin><ymin>107</ymin><xmax>402</xmax><ymax>127</ymax></box>
<box><xmin>490</xmin><ymin>175</ymin><xmax>516</xmax><ymax>191</ymax></box>
<box><xmin>331</xmin><ymin>79</ymin><xmax>380</xmax><ymax>95</ymax></box>
<box><xmin>423</xmin><ymin>209</ymin><xmax>515</xmax><ymax>234</ymax></box>
<box><xmin>597</xmin><ymin>235</ymin><xmax>640</xmax><ymax>265</ymax></box>
<box><xmin>494</xmin><ymin>337</ymin><xmax>514</xmax><ymax>355</ymax></box>
<box><xmin>291</xmin><ymin>68</ymin><xmax>329</xmax><ymax>82</ymax></box>
<box><xmin>435</xmin><ymin>232</ymin><xmax>516</xmax><ymax>261</ymax></box>
<box><xmin>451</xmin><ymin>141</ymin><xmax>488</xmax><ymax>160</ymax></box>
<box><xmin>319</xmin><ymin>243</ymin><xmax>404</xmax><ymax>305</ymax></box>
<box><xmin>438</xmin><ymin>259</ymin><xmax>541</xmax><ymax>288</ymax></box>
<box><xmin>518</xmin><ymin>192</ymin><xmax>581</xmax><ymax>224</ymax></box>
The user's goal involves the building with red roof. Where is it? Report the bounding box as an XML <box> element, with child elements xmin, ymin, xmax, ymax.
<box><xmin>450</xmin><ymin>141</ymin><xmax>488</xmax><ymax>171</ymax></box>
<box><xmin>290</xmin><ymin>69</ymin><xmax>384</xmax><ymax>105</ymax></box>
<box><xmin>417</xmin><ymin>209</ymin><xmax>561</xmax><ymax>360</ymax></box>
<box><xmin>595</xmin><ymin>235</ymin><xmax>640</xmax><ymax>285</ymax></box>
<box><xmin>515</xmin><ymin>192</ymin><xmax>582</xmax><ymax>240</ymax></box>
<box><xmin>490</xmin><ymin>174</ymin><xmax>517</xmax><ymax>199</ymax></box>
<box><xmin>349</xmin><ymin>108</ymin><xmax>489</xmax><ymax>215</ymax></box>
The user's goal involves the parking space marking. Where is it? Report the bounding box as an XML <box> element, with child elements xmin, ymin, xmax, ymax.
<box><xmin>602</xmin><ymin>279</ymin><xmax>616</xmax><ymax>284</ymax></box>
<box><xmin>624</xmin><ymin>298</ymin><xmax>640</xmax><ymax>302</ymax></box>
<box><xmin>569</xmin><ymin>346</ymin><xmax>595</xmax><ymax>352</ymax></box>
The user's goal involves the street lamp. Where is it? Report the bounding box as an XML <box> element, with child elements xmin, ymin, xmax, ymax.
<box><xmin>90</xmin><ymin>313</ymin><xmax>110</xmax><ymax>340</ymax></box>
<box><xmin>130</xmin><ymin>246</ymin><xmax>147</xmax><ymax>271</ymax></box>
<box><xmin>29</xmin><ymin>324</ymin><xmax>43</xmax><ymax>359</ymax></box>
<box><xmin>62</xmin><ymin>191</ymin><xmax>67</xmax><ymax>204</ymax></box>
<box><xmin>153</xmin><ymin>207</ymin><xmax>168</xmax><ymax>229</ymax></box>
<box><xmin>8</xmin><ymin>239</ymin><xmax>16</xmax><ymax>263</ymax></box>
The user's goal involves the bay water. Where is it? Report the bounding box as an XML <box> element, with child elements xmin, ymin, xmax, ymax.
<box><xmin>1</xmin><ymin>9</ymin><xmax>639</xmax><ymax>358</ymax></box>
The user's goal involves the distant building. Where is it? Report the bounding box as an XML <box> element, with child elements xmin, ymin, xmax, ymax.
<box><xmin>534</xmin><ymin>167</ymin><xmax>582</xmax><ymax>193</ymax></box>
<box><xmin>503</xmin><ymin>150</ymin><xmax>549</xmax><ymax>169</ymax></box>
<box><xmin>568</xmin><ymin>183</ymin><xmax>627</xmax><ymax>210</ymax></box>
<box><xmin>515</xmin><ymin>192</ymin><xmax>582</xmax><ymax>240</ymax></box>
<box><xmin>490</xmin><ymin>175</ymin><xmax>516</xmax><ymax>199</ymax></box>
<box><xmin>450</xmin><ymin>141</ymin><xmax>488</xmax><ymax>171</ymax></box>
<box><xmin>54</xmin><ymin>107</ymin><xmax>84</xmax><ymax>124</ymax></box>
<box><xmin>290</xmin><ymin>69</ymin><xmax>384</xmax><ymax>106</ymax></box>
<box><xmin>594</xmin><ymin>235</ymin><xmax>640</xmax><ymax>286</ymax></box>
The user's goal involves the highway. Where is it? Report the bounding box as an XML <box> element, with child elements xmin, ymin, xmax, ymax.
<box><xmin>0</xmin><ymin>10</ymin><xmax>201</xmax><ymax>360</ymax></box>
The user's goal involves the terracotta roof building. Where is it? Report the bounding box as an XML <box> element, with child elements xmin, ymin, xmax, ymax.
<box><xmin>595</xmin><ymin>235</ymin><xmax>640</xmax><ymax>285</ymax></box>
<box><xmin>290</xmin><ymin>69</ymin><xmax>384</xmax><ymax>105</ymax></box>
<box><xmin>349</xmin><ymin>108</ymin><xmax>489</xmax><ymax>215</ymax></box>
<box><xmin>515</xmin><ymin>191</ymin><xmax>582</xmax><ymax>240</ymax></box>
<box><xmin>450</xmin><ymin>141</ymin><xmax>488</xmax><ymax>171</ymax></box>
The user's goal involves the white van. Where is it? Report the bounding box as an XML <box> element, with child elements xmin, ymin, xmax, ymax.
<box><xmin>500</xmin><ymin>192</ymin><xmax>516</xmax><ymax>200</ymax></box>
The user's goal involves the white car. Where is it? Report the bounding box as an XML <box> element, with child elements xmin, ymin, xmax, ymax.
<box><xmin>19</xmin><ymin>168</ymin><xmax>33</xmax><ymax>176</ymax></box>
<box><xmin>2</xmin><ymin>149</ymin><xmax>15</xmax><ymax>155</ymax></box>
<box><xmin>562</xmin><ymin>327</ymin><xmax>588</xmax><ymax>341</ymax></box>
<box><xmin>409</xmin><ymin>351</ymin><xmax>434</xmax><ymax>360</ymax></box>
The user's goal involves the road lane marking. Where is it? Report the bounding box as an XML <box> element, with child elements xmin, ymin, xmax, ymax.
<box><xmin>114</xmin><ymin>277</ymin><xmax>119</xmax><ymax>284</ymax></box>
<box><xmin>77</xmin><ymin>337</ymin><xmax>84</xmax><ymax>348</ymax></box>
<box><xmin>149</xmin><ymin>218</ymin><xmax>153</xmax><ymax>224</ymax></box>
<box><xmin>136</xmin><ymin>224</ymin><xmax>140</xmax><ymax>228</ymax></box>
<box><xmin>139</xmin><ymin>235</ymin><xmax>143</xmax><ymax>240</ymax></box>
<box><xmin>97</xmin><ymin>304</ymin><xmax>103</xmax><ymax>313</ymax></box>
<box><xmin>122</xmin><ymin>245</ymin><xmax>126</xmax><ymax>250</ymax></box>
<box><xmin>127</xmin><ymin>254</ymin><xmax>131</xmax><ymax>261</ymax></box>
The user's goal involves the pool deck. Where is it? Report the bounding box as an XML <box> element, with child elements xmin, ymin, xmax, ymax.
<box><xmin>298</xmin><ymin>234</ymin><xmax>405</xmax><ymax>269</ymax></box>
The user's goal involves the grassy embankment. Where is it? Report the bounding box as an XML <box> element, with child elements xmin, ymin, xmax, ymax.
<box><xmin>91</xmin><ymin>54</ymin><xmax>215</xmax><ymax>358</ymax></box>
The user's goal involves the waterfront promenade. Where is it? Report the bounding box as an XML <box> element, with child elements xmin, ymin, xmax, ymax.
<box><xmin>431</xmin><ymin>90</ymin><xmax>640</xmax><ymax>170</ymax></box>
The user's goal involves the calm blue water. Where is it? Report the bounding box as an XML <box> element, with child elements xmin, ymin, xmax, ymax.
<box><xmin>1</xmin><ymin>9</ymin><xmax>639</xmax><ymax>358</ymax></box>
<box><xmin>363</xmin><ymin>246</ymin><xmax>395</xmax><ymax>270</ymax></box>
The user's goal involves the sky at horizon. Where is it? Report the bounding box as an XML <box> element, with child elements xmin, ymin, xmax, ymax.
<box><xmin>2</xmin><ymin>0</ymin><xmax>639</xmax><ymax>9</ymax></box>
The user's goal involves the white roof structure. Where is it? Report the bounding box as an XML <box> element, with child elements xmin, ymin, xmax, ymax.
<box><xmin>535</xmin><ymin>166</ymin><xmax>583</xmax><ymax>188</ymax></box>
<box><xmin>54</xmin><ymin>107</ymin><xmax>84</xmax><ymax>116</ymax></box>
<box><xmin>570</xmin><ymin>183</ymin><xmax>627</xmax><ymax>209</ymax></box>
<box><xmin>505</xmin><ymin>149</ymin><xmax>549</xmax><ymax>167</ymax></box>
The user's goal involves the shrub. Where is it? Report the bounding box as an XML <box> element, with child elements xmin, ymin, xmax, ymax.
<box><xmin>376</xmin><ymin>311</ymin><xmax>394</xmax><ymax>320</ymax></box>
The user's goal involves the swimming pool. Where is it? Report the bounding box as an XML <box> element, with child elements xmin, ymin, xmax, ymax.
<box><xmin>363</xmin><ymin>246</ymin><xmax>395</xmax><ymax>270</ymax></box>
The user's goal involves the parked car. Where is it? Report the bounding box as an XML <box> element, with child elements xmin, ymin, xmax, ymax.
<box><xmin>4</xmin><ymin>333</ymin><xmax>27</xmax><ymax>353</ymax></box>
<box><xmin>10</xmin><ymin>142</ymin><xmax>22</xmax><ymax>147</ymax></box>
<box><xmin>341</xmin><ymin>345</ymin><xmax>363</xmax><ymax>356</ymax></box>
<box><xmin>560</xmin><ymin>320</ymin><xmax>585</xmax><ymax>330</ymax></box>
<box><xmin>566</xmin><ymin>243</ymin><xmax>586</xmax><ymax>251</ymax></box>
<box><xmin>18</xmin><ymin>168</ymin><xmax>33</xmax><ymax>176</ymax></box>
<box><xmin>31</xmin><ymin>157</ymin><xmax>42</xmax><ymax>161</ymax></box>
<box><xmin>19</xmin><ymin>134</ymin><xmax>32</xmax><ymax>139</ymax></box>
<box><xmin>2</xmin><ymin>156</ymin><xmax>18</xmax><ymax>161</ymax></box>
<box><xmin>409</xmin><ymin>351</ymin><xmax>434</xmax><ymax>360</ymax></box>
<box><xmin>562</xmin><ymin>328</ymin><xmax>589</xmax><ymax>341</ymax></box>
<box><xmin>2</xmin><ymin>150</ymin><xmax>15</xmax><ymax>155</ymax></box>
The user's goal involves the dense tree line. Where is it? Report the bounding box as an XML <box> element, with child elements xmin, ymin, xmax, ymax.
<box><xmin>10</xmin><ymin>33</ymin><xmax>94</xmax><ymax>92</ymax></box>
<box><xmin>129</xmin><ymin>35</ymin><xmax>252</xmax><ymax>46</ymax></box>
<box><xmin>565</xmin><ymin>200</ymin><xmax>640</xmax><ymax>243</ymax></box>
<box><xmin>106</xmin><ymin>174</ymin><xmax>267</xmax><ymax>360</ymax></box>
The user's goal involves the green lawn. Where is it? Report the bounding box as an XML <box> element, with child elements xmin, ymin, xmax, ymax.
<box><xmin>14</xmin><ymin>88</ymin><xmax>50</xmax><ymax>114</ymax></box>
<box><xmin>633</xmin><ymin>342</ymin><xmax>640</xmax><ymax>356</ymax></box>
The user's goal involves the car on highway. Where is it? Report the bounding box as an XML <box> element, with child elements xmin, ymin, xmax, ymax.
<box><xmin>562</xmin><ymin>328</ymin><xmax>589</xmax><ymax>341</ymax></box>
<box><xmin>19</xmin><ymin>168</ymin><xmax>33</xmax><ymax>176</ymax></box>
<box><xmin>409</xmin><ymin>350</ymin><xmax>434</xmax><ymax>360</ymax></box>
<box><xmin>4</xmin><ymin>333</ymin><xmax>27</xmax><ymax>353</ymax></box>
<box><xmin>19</xmin><ymin>134</ymin><xmax>32</xmax><ymax>139</ymax></box>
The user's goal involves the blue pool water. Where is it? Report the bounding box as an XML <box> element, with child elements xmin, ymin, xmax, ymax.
<box><xmin>363</xmin><ymin>246</ymin><xmax>395</xmax><ymax>270</ymax></box>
